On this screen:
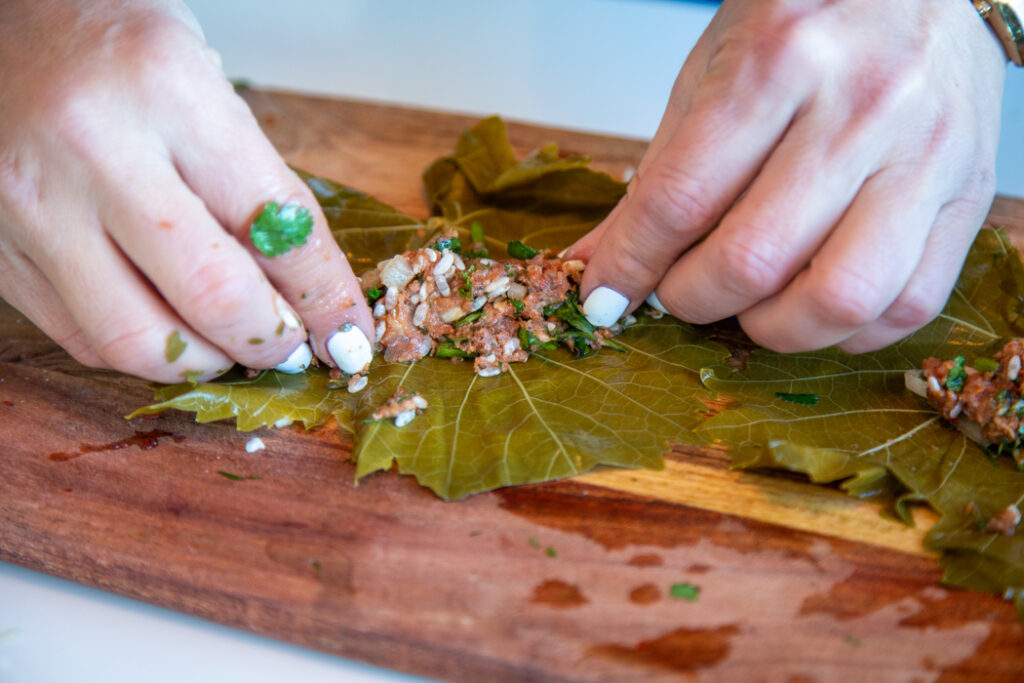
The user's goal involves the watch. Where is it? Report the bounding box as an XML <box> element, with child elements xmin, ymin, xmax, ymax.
<box><xmin>973</xmin><ymin>0</ymin><xmax>1024</xmax><ymax>66</ymax></box>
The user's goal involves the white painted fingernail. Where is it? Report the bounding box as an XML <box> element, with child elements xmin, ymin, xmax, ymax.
<box><xmin>583</xmin><ymin>286</ymin><xmax>629</xmax><ymax>328</ymax></box>
<box><xmin>274</xmin><ymin>294</ymin><xmax>303</xmax><ymax>330</ymax></box>
<box><xmin>328</xmin><ymin>323</ymin><xmax>373</xmax><ymax>374</ymax></box>
<box><xmin>646</xmin><ymin>291</ymin><xmax>669</xmax><ymax>314</ymax></box>
<box><xmin>557</xmin><ymin>247</ymin><xmax>570</xmax><ymax>258</ymax></box>
<box><xmin>275</xmin><ymin>342</ymin><xmax>312</xmax><ymax>374</ymax></box>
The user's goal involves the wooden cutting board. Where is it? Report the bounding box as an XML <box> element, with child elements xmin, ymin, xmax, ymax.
<box><xmin>2</xmin><ymin>90</ymin><xmax>1023</xmax><ymax>682</ymax></box>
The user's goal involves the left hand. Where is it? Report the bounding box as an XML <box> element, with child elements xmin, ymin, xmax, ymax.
<box><xmin>568</xmin><ymin>0</ymin><xmax>1007</xmax><ymax>352</ymax></box>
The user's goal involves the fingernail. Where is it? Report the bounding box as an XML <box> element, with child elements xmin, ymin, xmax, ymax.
<box><xmin>557</xmin><ymin>247</ymin><xmax>570</xmax><ymax>259</ymax></box>
<box><xmin>274</xmin><ymin>342</ymin><xmax>312</xmax><ymax>374</ymax></box>
<box><xmin>274</xmin><ymin>294</ymin><xmax>303</xmax><ymax>330</ymax></box>
<box><xmin>646</xmin><ymin>291</ymin><xmax>669</xmax><ymax>314</ymax></box>
<box><xmin>583</xmin><ymin>286</ymin><xmax>629</xmax><ymax>328</ymax></box>
<box><xmin>327</xmin><ymin>323</ymin><xmax>373</xmax><ymax>374</ymax></box>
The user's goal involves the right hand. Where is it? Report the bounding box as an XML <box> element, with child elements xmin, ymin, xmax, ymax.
<box><xmin>0</xmin><ymin>0</ymin><xmax>375</xmax><ymax>383</ymax></box>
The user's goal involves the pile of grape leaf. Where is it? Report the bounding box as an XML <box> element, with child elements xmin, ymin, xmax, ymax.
<box><xmin>134</xmin><ymin>116</ymin><xmax>1024</xmax><ymax>616</ymax></box>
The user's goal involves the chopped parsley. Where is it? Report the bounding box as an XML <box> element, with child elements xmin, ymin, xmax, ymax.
<box><xmin>775</xmin><ymin>392</ymin><xmax>819</xmax><ymax>406</ymax></box>
<box><xmin>250</xmin><ymin>201</ymin><xmax>314</xmax><ymax>257</ymax></box>
<box><xmin>545</xmin><ymin>547</ymin><xmax>557</xmax><ymax>558</ymax></box>
<box><xmin>165</xmin><ymin>331</ymin><xmax>187</xmax><ymax>363</ymax></box>
<box><xmin>248</xmin><ymin>337</ymin><xmax>264</xmax><ymax>345</ymax></box>
<box><xmin>946</xmin><ymin>354</ymin><xmax>967</xmax><ymax>392</ymax></box>
<box><xmin>436</xmin><ymin>341</ymin><xmax>475</xmax><ymax>359</ymax></box>
<box><xmin>507</xmin><ymin>240</ymin><xmax>539</xmax><ymax>260</ymax></box>
<box><xmin>454</xmin><ymin>310</ymin><xmax>486</xmax><ymax>328</ymax></box>
<box><xmin>528</xmin><ymin>537</ymin><xmax>540</xmax><ymax>549</ymax></box>
<box><xmin>519</xmin><ymin>327</ymin><xmax>557</xmax><ymax>352</ymax></box>
<box><xmin>459</xmin><ymin>265</ymin><xmax>477</xmax><ymax>299</ymax></box>
<box><xmin>511</xmin><ymin>299</ymin><xmax>525</xmax><ymax>314</ymax></box>
<box><xmin>463</xmin><ymin>221</ymin><xmax>490</xmax><ymax>258</ymax></box>
<box><xmin>975</xmin><ymin>357</ymin><xmax>1000</xmax><ymax>373</ymax></box>
<box><xmin>668</xmin><ymin>583</ymin><xmax>700</xmax><ymax>601</ymax></box>
<box><xmin>217</xmin><ymin>471</ymin><xmax>261</xmax><ymax>481</ymax></box>
<box><xmin>365</xmin><ymin>286</ymin><xmax>383</xmax><ymax>301</ymax></box>
<box><xmin>435</xmin><ymin>236</ymin><xmax>462</xmax><ymax>254</ymax></box>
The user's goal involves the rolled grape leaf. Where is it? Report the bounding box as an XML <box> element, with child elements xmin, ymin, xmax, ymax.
<box><xmin>698</xmin><ymin>227</ymin><xmax>1024</xmax><ymax>614</ymax></box>
<box><xmin>137</xmin><ymin>119</ymin><xmax>726</xmax><ymax>499</ymax></box>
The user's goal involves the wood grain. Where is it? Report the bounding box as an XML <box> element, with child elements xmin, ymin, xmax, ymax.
<box><xmin>2</xmin><ymin>90</ymin><xmax>1024</xmax><ymax>682</ymax></box>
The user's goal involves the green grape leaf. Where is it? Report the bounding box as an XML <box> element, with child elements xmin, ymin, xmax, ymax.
<box><xmin>698</xmin><ymin>227</ymin><xmax>1024</xmax><ymax>612</ymax></box>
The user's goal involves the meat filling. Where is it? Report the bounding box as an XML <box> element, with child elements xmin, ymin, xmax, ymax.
<box><xmin>921</xmin><ymin>339</ymin><xmax>1024</xmax><ymax>446</ymax></box>
<box><xmin>362</xmin><ymin>231</ymin><xmax>626</xmax><ymax>376</ymax></box>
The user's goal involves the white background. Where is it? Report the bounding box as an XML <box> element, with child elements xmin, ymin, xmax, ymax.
<box><xmin>3</xmin><ymin>2</ymin><xmax>1023</xmax><ymax>682</ymax></box>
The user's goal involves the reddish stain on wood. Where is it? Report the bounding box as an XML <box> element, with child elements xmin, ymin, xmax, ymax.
<box><xmin>627</xmin><ymin>553</ymin><xmax>663</xmax><ymax>568</ymax></box>
<box><xmin>48</xmin><ymin>430</ymin><xmax>182</xmax><ymax>461</ymax></box>
<box><xmin>531</xmin><ymin>579</ymin><xmax>588</xmax><ymax>608</ymax></box>
<box><xmin>629</xmin><ymin>584</ymin><xmax>661</xmax><ymax>605</ymax></box>
<box><xmin>590</xmin><ymin>624</ymin><xmax>740</xmax><ymax>674</ymax></box>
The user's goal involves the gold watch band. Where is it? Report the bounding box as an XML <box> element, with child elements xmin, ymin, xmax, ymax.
<box><xmin>974</xmin><ymin>0</ymin><xmax>1024</xmax><ymax>66</ymax></box>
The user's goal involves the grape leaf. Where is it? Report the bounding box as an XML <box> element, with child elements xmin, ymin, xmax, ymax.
<box><xmin>698</xmin><ymin>227</ymin><xmax>1024</xmax><ymax>614</ymax></box>
<box><xmin>136</xmin><ymin>119</ymin><xmax>725</xmax><ymax>499</ymax></box>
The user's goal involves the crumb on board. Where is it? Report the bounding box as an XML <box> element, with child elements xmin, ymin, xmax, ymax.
<box><xmin>245</xmin><ymin>437</ymin><xmax>266</xmax><ymax>453</ymax></box>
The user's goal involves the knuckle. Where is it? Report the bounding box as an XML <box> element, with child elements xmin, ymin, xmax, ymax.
<box><xmin>639</xmin><ymin>163</ymin><xmax>718</xmax><ymax>235</ymax></box>
<box><xmin>716</xmin><ymin>233</ymin><xmax>788</xmax><ymax>297</ymax></box>
<box><xmin>806</xmin><ymin>264</ymin><xmax>885</xmax><ymax>330</ymax></box>
<box><xmin>96</xmin><ymin>326</ymin><xmax>167</xmax><ymax>378</ymax></box>
<box><xmin>881</xmin><ymin>287</ymin><xmax>943</xmax><ymax>331</ymax></box>
<box><xmin>182</xmin><ymin>264</ymin><xmax>253</xmax><ymax>330</ymax></box>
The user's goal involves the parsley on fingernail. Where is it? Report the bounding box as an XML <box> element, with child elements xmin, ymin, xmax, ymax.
<box><xmin>250</xmin><ymin>201</ymin><xmax>313</xmax><ymax>257</ymax></box>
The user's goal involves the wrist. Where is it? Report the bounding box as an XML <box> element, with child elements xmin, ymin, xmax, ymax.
<box><xmin>973</xmin><ymin>0</ymin><xmax>1024</xmax><ymax>66</ymax></box>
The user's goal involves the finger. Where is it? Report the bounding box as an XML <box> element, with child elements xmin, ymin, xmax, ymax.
<box><xmin>651</xmin><ymin>110</ymin><xmax>886</xmax><ymax>324</ymax></box>
<box><xmin>163</xmin><ymin>83</ymin><xmax>374</xmax><ymax>374</ymax></box>
<box><xmin>0</xmin><ymin>244</ymin><xmax>108</xmax><ymax>369</ymax></box>
<box><xmin>30</xmin><ymin>224</ymin><xmax>234</xmax><ymax>383</ymax></box>
<box><xmin>97</xmin><ymin>150</ymin><xmax>313</xmax><ymax>373</ymax></box>
<box><xmin>564</xmin><ymin>17</ymin><xmax>718</xmax><ymax>262</ymax></box>
<box><xmin>837</xmin><ymin>196</ymin><xmax>991</xmax><ymax>353</ymax></box>
<box><xmin>737</xmin><ymin>165</ymin><xmax>944</xmax><ymax>352</ymax></box>
<box><xmin>576</xmin><ymin>45</ymin><xmax>817</xmax><ymax>328</ymax></box>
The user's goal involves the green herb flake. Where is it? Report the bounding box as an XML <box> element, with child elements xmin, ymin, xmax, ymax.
<box><xmin>470</xmin><ymin>221</ymin><xmax>486</xmax><ymax>245</ymax></box>
<box><xmin>310</xmin><ymin>558</ymin><xmax>322</xmax><ymax>573</ymax></box>
<box><xmin>528</xmin><ymin>537</ymin><xmax>540</xmax><ymax>549</ymax></box>
<box><xmin>975</xmin><ymin>357</ymin><xmax>1000</xmax><ymax>373</ymax></box>
<box><xmin>507</xmin><ymin>240</ymin><xmax>539</xmax><ymax>260</ymax></box>
<box><xmin>165</xmin><ymin>331</ymin><xmax>187</xmax><ymax>363</ymax></box>
<box><xmin>250</xmin><ymin>201</ymin><xmax>314</xmax><ymax>258</ymax></box>
<box><xmin>436</xmin><ymin>341</ymin><xmax>475</xmax><ymax>359</ymax></box>
<box><xmin>435</xmin><ymin>236</ymin><xmax>462</xmax><ymax>254</ymax></box>
<box><xmin>775</xmin><ymin>392</ymin><xmax>819</xmax><ymax>406</ymax></box>
<box><xmin>248</xmin><ymin>337</ymin><xmax>264</xmax><ymax>346</ymax></box>
<box><xmin>844</xmin><ymin>635</ymin><xmax>863</xmax><ymax>648</ymax></box>
<box><xmin>459</xmin><ymin>265</ymin><xmax>477</xmax><ymax>299</ymax></box>
<box><xmin>545</xmin><ymin>547</ymin><xmax>557</xmax><ymax>558</ymax></box>
<box><xmin>511</xmin><ymin>299</ymin><xmax>525</xmax><ymax>314</ymax></box>
<box><xmin>946</xmin><ymin>354</ymin><xmax>968</xmax><ymax>392</ymax></box>
<box><xmin>217</xmin><ymin>471</ymin><xmax>260</xmax><ymax>481</ymax></box>
<box><xmin>454</xmin><ymin>310</ymin><xmax>485</xmax><ymax>328</ymax></box>
<box><xmin>669</xmin><ymin>583</ymin><xmax>700</xmax><ymax>601</ymax></box>
<box><xmin>365</xmin><ymin>286</ymin><xmax>383</xmax><ymax>301</ymax></box>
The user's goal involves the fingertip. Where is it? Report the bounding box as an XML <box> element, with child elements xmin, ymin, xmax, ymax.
<box><xmin>325</xmin><ymin>322</ymin><xmax>373</xmax><ymax>374</ymax></box>
<box><xmin>582</xmin><ymin>286</ymin><xmax>630</xmax><ymax>328</ymax></box>
<box><xmin>274</xmin><ymin>341</ymin><xmax>313</xmax><ymax>374</ymax></box>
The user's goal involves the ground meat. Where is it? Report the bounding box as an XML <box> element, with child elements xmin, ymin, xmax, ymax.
<box><xmin>986</xmin><ymin>504</ymin><xmax>1022</xmax><ymax>536</ymax></box>
<box><xmin>371</xmin><ymin>387</ymin><xmax>428</xmax><ymax>427</ymax></box>
<box><xmin>921</xmin><ymin>340</ymin><xmax>1024</xmax><ymax>446</ymax></box>
<box><xmin>363</xmin><ymin>231</ymin><xmax>625</xmax><ymax>376</ymax></box>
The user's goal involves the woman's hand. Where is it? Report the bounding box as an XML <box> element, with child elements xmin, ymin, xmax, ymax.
<box><xmin>0</xmin><ymin>0</ymin><xmax>374</xmax><ymax>383</ymax></box>
<box><xmin>570</xmin><ymin>0</ymin><xmax>1007</xmax><ymax>353</ymax></box>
